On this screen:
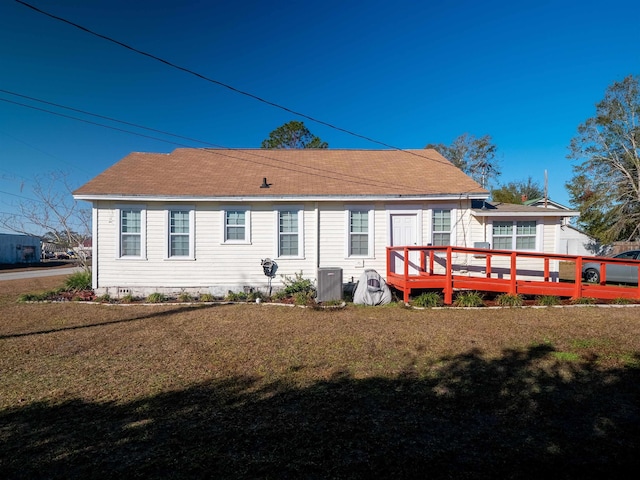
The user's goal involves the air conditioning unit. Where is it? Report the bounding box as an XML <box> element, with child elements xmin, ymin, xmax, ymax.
<box><xmin>316</xmin><ymin>267</ymin><xmax>343</xmax><ymax>303</ymax></box>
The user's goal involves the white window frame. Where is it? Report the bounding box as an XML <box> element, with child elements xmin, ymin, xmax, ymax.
<box><xmin>165</xmin><ymin>206</ymin><xmax>195</xmax><ymax>260</ymax></box>
<box><xmin>275</xmin><ymin>206</ymin><xmax>304</xmax><ymax>259</ymax></box>
<box><xmin>221</xmin><ymin>207</ymin><xmax>251</xmax><ymax>244</ymax></box>
<box><xmin>491</xmin><ymin>219</ymin><xmax>539</xmax><ymax>251</ymax></box>
<box><xmin>426</xmin><ymin>206</ymin><xmax>456</xmax><ymax>247</ymax></box>
<box><xmin>345</xmin><ymin>206</ymin><xmax>374</xmax><ymax>258</ymax></box>
<box><xmin>115</xmin><ymin>205</ymin><xmax>146</xmax><ymax>260</ymax></box>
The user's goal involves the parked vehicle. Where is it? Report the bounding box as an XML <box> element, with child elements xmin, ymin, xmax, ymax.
<box><xmin>582</xmin><ymin>250</ymin><xmax>640</xmax><ymax>284</ymax></box>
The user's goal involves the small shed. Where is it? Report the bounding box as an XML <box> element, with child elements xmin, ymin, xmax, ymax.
<box><xmin>0</xmin><ymin>233</ymin><xmax>42</xmax><ymax>265</ymax></box>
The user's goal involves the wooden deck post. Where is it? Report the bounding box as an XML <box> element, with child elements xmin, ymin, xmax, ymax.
<box><xmin>444</xmin><ymin>247</ymin><xmax>453</xmax><ymax>304</ymax></box>
<box><xmin>544</xmin><ymin>258</ymin><xmax>550</xmax><ymax>282</ymax></box>
<box><xmin>403</xmin><ymin>247</ymin><xmax>410</xmax><ymax>303</ymax></box>
<box><xmin>573</xmin><ymin>257</ymin><xmax>583</xmax><ymax>299</ymax></box>
<box><xmin>510</xmin><ymin>253</ymin><xmax>517</xmax><ymax>295</ymax></box>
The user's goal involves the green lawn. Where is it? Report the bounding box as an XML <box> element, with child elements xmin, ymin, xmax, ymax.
<box><xmin>1</xmin><ymin>276</ymin><xmax>640</xmax><ymax>479</ymax></box>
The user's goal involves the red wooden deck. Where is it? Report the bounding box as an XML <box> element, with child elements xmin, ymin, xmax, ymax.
<box><xmin>386</xmin><ymin>246</ymin><xmax>640</xmax><ymax>304</ymax></box>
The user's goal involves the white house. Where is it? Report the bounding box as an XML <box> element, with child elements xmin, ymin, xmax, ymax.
<box><xmin>523</xmin><ymin>197</ymin><xmax>597</xmax><ymax>256</ymax></box>
<box><xmin>73</xmin><ymin>148</ymin><xmax>578</xmax><ymax>297</ymax></box>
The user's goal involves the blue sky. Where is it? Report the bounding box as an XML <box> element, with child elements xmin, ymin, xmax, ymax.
<box><xmin>1</xmin><ymin>0</ymin><xmax>639</xmax><ymax>233</ymax></box>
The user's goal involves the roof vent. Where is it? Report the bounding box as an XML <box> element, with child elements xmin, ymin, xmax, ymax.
<box><xmin>260</xmin><ymin>177</ymin><xmax>270</xmax><ymax>188</ymax></box>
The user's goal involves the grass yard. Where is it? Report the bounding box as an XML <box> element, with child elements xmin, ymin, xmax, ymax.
<box><xmin>1</xmin><ymin>275</ymin><xmax>640</xmax><ymax>479</ymax></box>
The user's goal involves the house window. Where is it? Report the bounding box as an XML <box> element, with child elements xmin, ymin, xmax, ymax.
<box><xmin>222</xmin><ymin>208</ymin><xmax>251</xmax><ymax>243</ymax></box>
<box><xmin>118</xmin><ymin>207</ymin><xmax>145</xmax><ymax>258</ymax></box>
<box><xmin>347</xmin><ymin>208</ymin><xmax>374</xmax><ymax>257</ymax></box>
<box><xmin>492</xmin><ymin>221</ymin><xmax>513</xmax><ymax>250</ymax></box>
<box><xmin>432</xmin><ymin>209</ymin><xmax>451</xmax><ymax>246</ymax></box>
<box><xmin>350</xmin><ymin>210</ymin><xmax>369</xmax><ymax>256</ymax></box>
<box><xmin>168</xmin><ymin>209</ymin><xmax>192</xmax><ymax>258</ymax></box>
<box><xmin>492</xmin><ymin>220</ymin><xmax>537</xmax><ymax>250</ymax></box>
<box><xmin>277</xmin><ymin>208</ymin><xmax>303</xmax><ymax>257</ymax></box>
<box><xmin>516</xmin><ymin>221</ymin><xmax>536</xmax><ymax>249</ymax></box>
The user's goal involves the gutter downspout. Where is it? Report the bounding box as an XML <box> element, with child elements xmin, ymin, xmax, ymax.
<box><xmin>315</xmin><ymin>202</ymin><xmax>320</xmax><ymax>268</ymax></box>
<box><xmin>92</xmin><ymin>205</ymin><xmax>98</xmax><ymax>290</ymax></box>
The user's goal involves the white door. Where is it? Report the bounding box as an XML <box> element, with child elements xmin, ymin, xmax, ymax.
<box><xmin>390</xmin><ymin>214</ymin><xmax>419</xmax><ymax>275</ymax></box>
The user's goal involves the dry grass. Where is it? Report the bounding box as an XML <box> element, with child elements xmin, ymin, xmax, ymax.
<box><xmin>1</xmin><ymin>275</ymin><xmax>640</xmax><ymax>479</ymax></box>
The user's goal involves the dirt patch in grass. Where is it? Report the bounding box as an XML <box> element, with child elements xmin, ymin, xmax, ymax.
<box><xmin>1</xmin><ymin>277</ymin><xmax>640</xmax><ymax>478</ymax></box>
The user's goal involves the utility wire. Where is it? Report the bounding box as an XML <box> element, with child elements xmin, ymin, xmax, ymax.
<box><xmin>0</xmin><ymin>98</ymin><xmax>190</xmax><ymax>148</ymax></box>
<box><xmin>0</xmin><ymin>89</ymin><xmax>218</xmax><ymax>148</ymax></box>
<box><xmin>0</xmin><ymin>91</ymin><xmax>444</xmax><ymax>193</ymax></box>
<box><xmin>14</xmin><ymin>0</ymin><xmax>489</xmax><ymax>194</ymax></box>
<box><xmin>16</xmin><ymin>0</ymin><xmax>404</xmax><ymax>151</ymax></box>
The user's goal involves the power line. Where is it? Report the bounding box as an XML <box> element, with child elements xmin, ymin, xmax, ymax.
<box><xmin>0</xmin><ymin>91</ymin><xmax>444</xmax><ymax>193</ymax></box>
<box><xmin>16</xmin><ymin>0</ymin><xmax>404</xmax><ymax>151</ymax></box>
<box><xmin>0</xmin><ymin>97</ymin><xmax>190</xmax><ymax>148</ymax></box>
<box><xmin>13</xmin><ymin>1</ymin><xmax>489</xmax><ymax>195</ymax></box>
<box><xmin>0</xmin><ymin>89</ymin><xmax>219</xmax><ymax>148</ymax></box>
<box><xmin>0</xmin><ymin>127</ymin><xmax>91</xmax><ymax>175</ymax></box>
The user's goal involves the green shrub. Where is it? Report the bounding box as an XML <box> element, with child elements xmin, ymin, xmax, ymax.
<box><xmin>495</xmin><ymin>293</ymin><xmax>524</xmax><ymax>307</ymax></box>
<box><xmin>536</xmin><ymin>295</ymin><xmax>560</xmax><ymax>306</ymax></box>
<box><xmin>453</xmin><ymin>291</ymin><xmax>485</xmax><ymax>307</ymax></box>
<box><xmin>178</xmin><ymin>291</ymin><xmax>194</xmax><ymax>302</ymax></box>
<box><xmin>64</xmin><ymin>270</ymin><xmax>92</xmax><ymax>292</ymax></box>
<box><xmin>272</xmin><ymin>290</ymin><xmax>288</xmax><ymax>301</ymax></box>
<box><xmin>572</xmin><ymin>296</ymin><xmax>597</xmax><ymax>305</ymax></box>
<box><xmin>248</xmin><ymin>290</ymin><xmax>264</xmax><ymax>302</ymax></box>
<box><xmin>120</xmin><ymin>293</ymin><xmax>135</xmax><ymax>303</ymax></box>
<box><xmin>225</xmin><ymin>291</ymin><xmax>247</xmax><ymax>302</ymax></box>
<box><xmin>96</xmin><ymin>293</ymin><xmax>111</xmax><ymax>303</ymax></box>
<box><xmin>199</xmin><ymin>293</ymin><xmax>215</xmax><ymax>302</ymax></box>
<box><xmin>293</xmin><ymin>290</ymin><xmax>315</xmax><ymax>306</ymax></box>
<box><xmin>17</xmin><ymin>291</ymin><xmax>51</xmax><ymax>302</ymax></box>
<box><xmin>146</xmin><ymin>292</ymin><xmax>166</xmax><ymax>303</ymax></box>
<box><xmin>612</xmin><ymin>297</ymin><xmax>632</xmax><ymax>305</ymax></box>
<box><xmin>411</xmin><ymin>291</ymin><xmax>443</xmax><ymax>307</ymax></box>
<box><xmin>282</xmin><ymin>272</ymin><xmax>315</xmax><ymax>297</ymax></box>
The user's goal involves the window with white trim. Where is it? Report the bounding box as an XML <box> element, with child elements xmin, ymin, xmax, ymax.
<box><xmin>432</xmin><ymin>209</ymin><xmax>451</xmax><ymax>246</ymax></box>
<box><xmin>346</xmin><ymin>208</ymin><xmax>374</xmax><ymax>257</ymax></box>
<box><xmin>349</xmin><ymin>210</ymin><xmax>369</xmax><ymax>256</ymax></box>
<box><xmin>223</xmin><ymin>208</ymin><xmax>251</xmax><ymax>243</ymax></box>
<box><xmin>118</xmin><ymin>207</ymin><xmax>145</xmax><ymax>258</ymax></box>
<box><xmin>168</xmin><ymin>209</ymin><xmax>193</xmax><ymax>258</ymax></box>
<box><xmin>492</xmin><ymin>220</ymin><xmax>537</xmax><ymax>250</ymax></box>
<box><xmin>277</xmin><ymin>208</ymin><xmax>302</xmax><ymax>257</ymax></box>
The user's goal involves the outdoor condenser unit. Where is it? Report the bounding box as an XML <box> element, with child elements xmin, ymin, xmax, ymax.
<box><xmin>316</xmin><ymin>267</ymin><xmax>343</xmax><ymax>303</ymax></box>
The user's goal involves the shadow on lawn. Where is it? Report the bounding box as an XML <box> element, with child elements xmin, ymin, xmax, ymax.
<box><xmin>0</xmin><ymin>304</ymin><xmax>223</xmax><ymax>340</ymax></box>
<box><xmin>1</xmin><ymin>345</ymin><xmax>639</xmax><ymax>479</ymax></box>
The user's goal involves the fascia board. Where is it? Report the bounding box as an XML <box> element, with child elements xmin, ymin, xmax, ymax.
<box><xmin>472</xmin><ymin>210</ymin><xmax>580</xmax><ymax>218</ymax></box>
<box><xmin>74</xmin><ymin>193</ymin><xmax>489</xmax><ymax>203</ymax></box>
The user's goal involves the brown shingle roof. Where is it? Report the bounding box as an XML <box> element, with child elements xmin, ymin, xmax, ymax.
<box><xmin>73</xmin><ymin>148</ymin><xmax>488</xmax><ymax>198</ymax></box>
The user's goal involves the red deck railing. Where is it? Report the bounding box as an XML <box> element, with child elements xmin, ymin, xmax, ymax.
<box><xmin>386</xmin><ymin>245</ymin><xmax>640</xmax><ymax>304</ymax></box>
